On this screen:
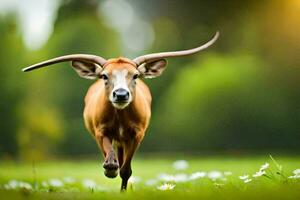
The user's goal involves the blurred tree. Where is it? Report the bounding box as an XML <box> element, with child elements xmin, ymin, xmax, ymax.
<box><xmin>143</xmin><ymin>54</ymin><xmax>300</xmax><ymax>152</ymax></box>
<box><xmin>134</xmin><ymin>0</ymin><xmax>257</xmax><ymax>109</ymax></box>
<box><xmin>17</xmin><ymin>103</ymin><xmax>63</xmax><ymax>160</ymax></box>
<box><xmin>0</xmin><ymin>16</ymin><xmax>26</xmax><ymax>158</ymax></box>
<box><xmin>136</xmin><ymin>0</ymin><xmax>300</xmax><ymax>153</ymax></box>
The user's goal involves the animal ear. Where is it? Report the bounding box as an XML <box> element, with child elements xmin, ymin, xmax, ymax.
<box><xmin>71</xmin><ymin>60</ymin><xmax>103</xmax><ymax>80</ymax></box>
<box><xmin>138</xmin><ymin>59</ymin><xmax>167</xmax><ymax>79</ymax></box>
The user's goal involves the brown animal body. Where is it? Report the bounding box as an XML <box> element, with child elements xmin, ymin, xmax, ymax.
<box><xmin>22</xmin><ymin>32</ymin><xmax>219</xmax><ymax>190</ymax></box>
<box><xmin>83</xmin><ymin>58</ymin><xmax>151</xmax><ymax>189</ymax></box>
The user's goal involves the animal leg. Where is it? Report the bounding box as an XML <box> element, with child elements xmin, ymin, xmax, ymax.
<box><xmin>95</xmin><ymin>133</ymin><xmax>119</xmax><ymax>178</ymax></box>
<box><xmin>117</xmin><ymin>146</ymin><xmax>124</xmax><ymax>168</ymax></box>
<box><xmin>120</xmin><ymin>135</ymin><xmax>143</xmax><ymax>191</ymax></box>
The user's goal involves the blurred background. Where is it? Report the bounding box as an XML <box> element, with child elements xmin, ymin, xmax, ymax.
<box><xmin>0</xmin><ymin>0</ymin><xmax>299</xmax><ymax>161</ymax></box>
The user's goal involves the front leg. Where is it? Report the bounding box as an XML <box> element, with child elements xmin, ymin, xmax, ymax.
<box><xmin>120</xmin><ymin>132</ymin><xmax>144</xmax><ymax>191</ymax></box>
<box><xmin>95</xmin><ymin>131</ymin><xmax>119</xmax><ymax>178</ymax></box>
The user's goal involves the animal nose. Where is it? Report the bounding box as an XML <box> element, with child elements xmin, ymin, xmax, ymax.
<box><xmin>113</xmin><ymin>88</ymin><xmax>129</xmax><ymax>102</ymax></box>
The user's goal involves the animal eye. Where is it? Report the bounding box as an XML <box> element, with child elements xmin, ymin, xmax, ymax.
<box><xmin>101</xmin><ymin>74</ymin><xmax>109</xmax><ymax>80</ymax></box>
<box><xmin>133</xmin><ymin>74</ymin><xmax>139</xmax><ymax>80</ymax></box>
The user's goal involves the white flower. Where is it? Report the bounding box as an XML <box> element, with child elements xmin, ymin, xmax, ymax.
<box><xmin>157</xmin><ymin>173</ymin><xmax>189</xmax><ymax>182</ymax></box>
<box><xmin>239</xmin><ymin>175</ymin><xmax>249</xmax><ymax>180</ymax></box>
<box><xmin>157</xmin><ymin>183</ymin><xmax>175</xmax><ymax>191</ymax></box>
<box><xmin>259</xmin><ymin>163</ymin><xmax>269</xmax><ymax>171</ymax></box>
<box><xmin>82</xmin><ymin>179</ymin><xmax>97</xmax><ymax>189</ymax></box>
<box><xmin>173</xmin><ymin>173</ymin><xmax>189</xmax><ymax>183</ymax></box>
<box><xmin>172</xmin><ymin>160</ymin><xmax>189</xmax><ymax>170</ymax></box>
<box><xmin>4</xmin><ymin>180</ymin><xmax>32</xmax><ymax>190</ymax></box>
<box><xmin>224</xmin><ymin>171</ymin><xmax>233</xmax><ymax>176</ymax></box>
<box><xmin>293</xmin><ymin>169</ymin><xmax>300</xmax><ymax>175</ymax></box>
<box><xmin>244</xmin><ymin>178</ymin><xmax>252</xmax><ymax>183</ymax></box>
<box><xmin>63</xmin><ymin>177</ymin><xmax>76</xmax><ymax>184</ymax></box>
<box><xmin>18</xmin><ymin>182</ymin><xmax>32</xmax><ymax>190</ymax></box>
<box><xmin>288</xmin><ymin>174</ymin><xmax>300</xmax><ymax>179</ymax></box>
<box><xmin>128</xmin><ymin>176</ymin><xmax>141</xmax><ymax>184</ymax></box>
<box><xmin>157</xmin><ymin>173</ymin><xmax>175</xmax><ymax>182</ymax></box>
<box><xmin>7</xmin><ymin>180</ymin><xmax>19</xmax><ymax>189</ymax></box>
<box><xmin>145</xmin><ymin>179</ymin><xmax>158</xmax><ymax>186</ymax></box>
<box><xmin>48</xmin><ymin>179</ymin><xmax>64</xmax><ymax>187</ymax></box>
<box><xmin>189</xmin><ymin>172</ymin><xmax>206</xmax><ymax>180</ymax></box>
<box><xmin>253</xmin><ymin>170</ymin><xmax>266</xmax><ymax>178</ymax></box>
<box><xmin>207</xmin><ymin>171</ymin><xmax>223</xmax><ymax>180</ymax></box>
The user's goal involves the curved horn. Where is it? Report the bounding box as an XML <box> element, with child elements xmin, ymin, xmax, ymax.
<box><xmin>22</xmin><ymin>54</ymin><xmax>107</xmax><ymax>72</ymax></box>
<box><xmin>133</xmin><ymin>31</ymin><xmax>219</xmax><ymax>66</ymax></box>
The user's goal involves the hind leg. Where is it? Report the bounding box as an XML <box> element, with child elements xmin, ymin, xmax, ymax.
<box><xmin>120</xmin><ymin>134</ymin><xmax>144</xmax><ymax>191</ymax></box>
<box><xmin>117</xmin><ymin>146</ymin><xmax>124</xmax><ymax>168</ymax></box>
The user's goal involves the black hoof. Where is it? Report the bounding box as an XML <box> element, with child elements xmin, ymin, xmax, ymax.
<box><xmin>103</xmin><ymin>158</ymin><xmax>119</xmax><ymax>178</ymax></box>
<box><xmin>104</xmin><ymin>169</ymin><xmax>118</xmax><ymax>178</ymax></box>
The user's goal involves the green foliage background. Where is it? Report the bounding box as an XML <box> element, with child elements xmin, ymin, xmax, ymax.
<box><xmin>0</xmin><ymin>0</ymin><xmax>299</xmax><ymax>160</ymax></box>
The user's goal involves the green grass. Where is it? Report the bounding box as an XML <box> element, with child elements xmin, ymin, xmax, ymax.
<box><xmin>0</xmin><ymin>155</ymin><xmax>300</xmax><ymax>199</ymax></box>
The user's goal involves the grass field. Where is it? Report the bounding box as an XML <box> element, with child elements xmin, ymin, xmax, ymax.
<box><xmin>0</xmin><ymin>155</ymin><xmax>300</xmax><ymax>199</ymax></box>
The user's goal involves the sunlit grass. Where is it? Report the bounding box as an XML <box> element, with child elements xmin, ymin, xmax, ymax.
<box><xmin>0</xmin><ymin>155</ymin><xmax>300</xmax><ymax>199</ymax></box>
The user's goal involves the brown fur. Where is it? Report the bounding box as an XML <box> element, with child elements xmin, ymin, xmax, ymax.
<box><xmin>83</xmin><ymin>58</ymin><xmax>152</xmax><ymax>190</ymax></box>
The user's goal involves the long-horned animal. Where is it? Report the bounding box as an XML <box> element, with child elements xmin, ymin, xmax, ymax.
<box><xmin>22</xmin><ymin>32</ymin><xmax>219</xmax><ymax>191</ymax></box>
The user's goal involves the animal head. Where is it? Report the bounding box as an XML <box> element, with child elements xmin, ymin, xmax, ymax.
<box><xmin>22</xmin><ymin>32</ymin><xmax>219</xmax><ymax>109</ymax></box>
